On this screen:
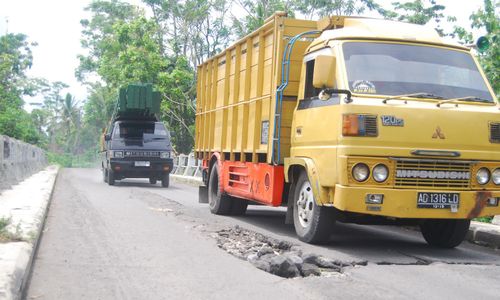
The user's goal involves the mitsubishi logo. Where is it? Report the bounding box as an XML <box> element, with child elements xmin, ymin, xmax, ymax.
<box><xmin>432</xmin><ymin>126</ymin><xmax>445</xmax><ymax>139</ymax></box>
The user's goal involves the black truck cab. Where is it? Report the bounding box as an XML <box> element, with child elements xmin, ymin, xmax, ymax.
<box><xmin>102</xmin><ymin>120</ymin><xmax>174</xmax><ymax>187</ymax></box>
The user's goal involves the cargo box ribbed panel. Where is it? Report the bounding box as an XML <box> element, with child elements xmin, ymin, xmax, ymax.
<box><xmin>195</xmin><ymin>13</ymin><xmax>316</xmax><ymax>163</ymax></box>
<box><xmin>117</xmin><ymin>84</ymin><xmax>161</xmax><ymax>117</ymax></box>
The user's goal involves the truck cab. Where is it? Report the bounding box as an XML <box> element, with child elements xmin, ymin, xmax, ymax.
<box><xmin>287</xmin><ymin>17</ymin><xmax>498</xmax><ymax>246</ymax></box>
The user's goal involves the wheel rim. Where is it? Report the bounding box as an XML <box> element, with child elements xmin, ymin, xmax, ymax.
<box><xmin>208</xmin><ymin>171</ymin><xmax>219</xmax><ymax>210</ymax></box>
<box><xmin>297</xmin><ymin>180</ymin><xmax>315</xmax><ymax>228</ymax></box>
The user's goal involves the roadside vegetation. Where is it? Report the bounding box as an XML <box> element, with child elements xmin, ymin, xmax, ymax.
<box><xmin>0</xmin><ymin>0</ymin><xmax>498</xmax><ymax>170</ymax></box>
<box><xmin>0</xmin><ymin>216</ymin><xmax>25</xmax><ymax>243</ymax></box>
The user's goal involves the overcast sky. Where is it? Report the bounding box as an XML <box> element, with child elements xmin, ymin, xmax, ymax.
<box><xmin>0</xmin><ymin>0</ymin><xmax>486</xmax><ymax>108</ymax></box>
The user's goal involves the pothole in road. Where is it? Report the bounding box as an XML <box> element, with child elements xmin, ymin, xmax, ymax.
<box><xmin>213</xmin><ymin>225</ymin><xmax>365</xmax><ymax>278</ymax></box>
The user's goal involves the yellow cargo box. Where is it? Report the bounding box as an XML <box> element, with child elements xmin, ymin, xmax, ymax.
<box><xmin>195</xmin><ymin>13</ymin><xmax>317</xmax><ymax>164</ymax></box>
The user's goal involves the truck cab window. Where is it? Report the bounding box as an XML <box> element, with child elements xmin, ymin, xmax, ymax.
<box><xmin>304</xmin><ymin>59</ymin><xmax>322</xmax><ymax>99</ymax></box>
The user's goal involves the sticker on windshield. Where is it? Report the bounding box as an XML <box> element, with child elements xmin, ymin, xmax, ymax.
<box><xmin>352</xmin><ymin>80</ymin><xmax>376</xmax><ymax>94</ymax></box>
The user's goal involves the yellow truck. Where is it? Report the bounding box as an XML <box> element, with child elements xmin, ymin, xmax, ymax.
<box><xmin>195</xmin><ymin>12</ymin><xmax>499</xmax><ymax>247</ymax></box>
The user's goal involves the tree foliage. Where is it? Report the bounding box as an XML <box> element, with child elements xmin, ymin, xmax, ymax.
<box><xmin>78</xmin><ymin>0</ymin><xmax>198</xmax><ymax>153</ymax></box>
<box><xmin>0</xmin><ymin>33</ymin><xmax>43</xmax><ymax>144</ymax></box>
<box><xmin>469</xmin><ymin>0</ymin><xmax>499</xmax><ymax>96</ymax></box>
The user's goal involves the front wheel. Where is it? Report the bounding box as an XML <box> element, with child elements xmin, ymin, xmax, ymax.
<box><xmin>103</xmin><ymin>167</ymin><xmax>108</xmax><ymax>183</ymax></box>
<box><xmin>149</xmin><ymin>178</ymin><xmax>157</xmax><ymax>185</ymax></box>
<box><xmin>107</xmin><ymin>169</ymin><xmax>115</xmax><ymax>186</ymax></box>
<box><xmin>292</xmin><ymin>172</ymin><xmax>334</xmax><ymax>244</ymax></box>
<box><xmin>420</xmin><ymin>219</ymin><xmax>470</xmax><ymax>248</ymax></box>
<box><xmin>161</xmin><ymin>174</ymin><xmax>169</xmax><ymax>188</ymax></box>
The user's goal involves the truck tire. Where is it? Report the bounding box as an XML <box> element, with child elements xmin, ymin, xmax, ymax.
<box><xmin>103</xmin><ymin>168</ymin><xmax>108</xmax><ymax>183</ymax></box>
<box><xmin>149</xmin><ymin>178</ymin><xmax>157</xmax><ymax>185</ymax></box>
<box><xmin>107</xmin><ymin>169</ymin><xmax>115</xmax><ymax>186</ymax></box>
<box><xmin>230</xmin><ymin>197</ymin><xmax>248</xmax><ymax>215</ymax></box>
<box><xmin>208</xmin><ymin>164</ymin><xmax>232</xmax><ymax>215</ymax></box>
<box><xmin>420</xmin><ymin>219</ymin><xmax>470</xmax><ymax>248</ymax></box>
<box><xmin>293</xmin><ymin>172</ymin><xmax>334</xmax><ymax>244</ymax></box>
<box><xmin>161</xmin><ymin>174</ymin><xmax>169</xmax><ymax>187</ymax></box>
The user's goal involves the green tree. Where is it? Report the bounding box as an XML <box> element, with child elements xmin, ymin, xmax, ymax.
<box><xmin>232</xmin><ymin>0</ymin><xmax>294</xmax><ymax>36</ymax></box>
<box><xmin>77</xmin><ymin>0</ymin><xmax>141</xmax><ymax>82</ymax></box>
<box><xmin>78</xmin><ymin>1</ymin><xmax>197</xmax><ymax>153</ymax></box>
<box><xmin>0</xmin><ymin>33</ymin><xmax>43</xmax><ymax>144</ymax></box>
<box><xmin>293</xmin><ymin>0</ymin><xmax>377</xmax><ymax>19</ymax></box>
<box><xmin>142</xmin><ymin>0</ymin><xmax>232</xmax><ymax>67</ymax></box>
<box><xmin>470</xmin><ymin>0</ymin><xmax>499</xmax><ymax>96</ymax></box>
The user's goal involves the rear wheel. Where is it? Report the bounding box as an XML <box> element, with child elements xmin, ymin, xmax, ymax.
<box><xmin>420</xmin><ymin>219</ymin><xmax>470</xmax><ymax>248</ymax></box>
<box><xmin>107</xmin><ymin>169</ymin><xmax>115</xmax><ymax>186</ymax></box>
<box><xmin>161</xmin><ymin>174</ymin><xmax>169</xmax><ymax>187</ymax></box>
<box><xmin>293</xmin><ymin>172</ymin><xmax>334</xmax><ymax>244</ymax></box>
<box><xmin>149</xmin><ymin>178</ymin><xmax>157</xmax><ymax>185</ymax></box>
<box><xmin>208</xmin><ymin>164</ymin><xmax>232</xmax><ymax>215</ymax></box>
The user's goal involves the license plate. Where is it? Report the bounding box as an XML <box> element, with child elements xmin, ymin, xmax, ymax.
<box><xmin>417</xmin><ymin>192</ymin><xmax>459</xmax><ymax>209</ymax></box>
<box><xmin>134</xmin><ymin>161</ymin><xmax>150</xmax><ymax>167</ymax></box>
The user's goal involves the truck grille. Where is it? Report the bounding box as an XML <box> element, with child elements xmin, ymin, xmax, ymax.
<box><xmin>124</xmin><ymin>151</ymin><xmax>160</xmax><ymax>158</ymax></box>
<box><xmin>394</xmin><ymin>158</ymin><xmax>471</xmax><ymax>189</ymax></box>
<box><xmin>490</xmin><ymin>122</ymin><xmax>500</xmax><ymax>143</ymax></box>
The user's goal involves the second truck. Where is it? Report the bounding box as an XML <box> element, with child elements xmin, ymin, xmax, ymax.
<box><xmin>195</xmin><ymin>13</ymin><xmax>499</xmax><ymax>247</ymax></box>
<box><xmin>101</xmin><ymin>84</ymin><xmax>173</xmax><ymax>187</ymax></box>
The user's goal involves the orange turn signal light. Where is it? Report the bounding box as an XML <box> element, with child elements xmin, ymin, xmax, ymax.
<box><xmin>343</xmin><ymin>114</ymin><xmax>359</xmax><ymax>136</ymax></box>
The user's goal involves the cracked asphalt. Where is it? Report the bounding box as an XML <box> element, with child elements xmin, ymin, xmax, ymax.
<box><xmin>26</xmin><ymin>168</ymin><xmax>500</xmax><ymax>299</ymax></box>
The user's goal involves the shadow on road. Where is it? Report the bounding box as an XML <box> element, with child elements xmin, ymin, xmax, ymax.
<box><xmin>112</xmin><ymin>179</ymin><xmax>182</xmax><ymax>191</ymax></box>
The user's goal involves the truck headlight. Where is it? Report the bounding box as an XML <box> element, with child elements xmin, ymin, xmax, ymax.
<box><xmin>160</xmin><ymin>151</ymin><xmax>170</xmax><ymax>159</ymax></box>
<box><xmin>113</xmin><ymin>151</ymin><xmax>124</xmax><ymax>158</ymax></box>
<box><xmin>373</xmin><ymin>164</ymin><xmax>389</xmax><ymax>182</ymax></box>
<box><xmin>492</xmin><ymin>168</ymin><xmax>500</xmax><ymax>185</ymax></box>
<box><xmin>352</xmin><ymin>163</ymin><xmax>370</xmax><ymax>182</ymax></box>
<box><xmin>476</xmin><ymin>168</ymin><xmax>490</xmax><ymax>185</ymax></box>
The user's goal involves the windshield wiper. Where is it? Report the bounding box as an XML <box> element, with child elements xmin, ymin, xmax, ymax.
<box><xmin>436</xmin><ymin>96</ymin><xmax>493</xmax><ymax>107</ymax></box>
<box><xmin>382</xmin><ymin>92</ymin><xmax>444</xmax><ymax>104</ymax></box>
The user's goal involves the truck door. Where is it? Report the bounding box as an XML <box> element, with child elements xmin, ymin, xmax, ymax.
<box><xmin>291</xmin><ymin>48</ymin><xmax>340</xmax><ymax>187</ymax></box>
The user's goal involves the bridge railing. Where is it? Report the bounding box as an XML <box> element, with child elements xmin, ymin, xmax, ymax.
<box><xmin>0</xmin><ymin>135</ymin><xmax>47</xmax><ymax>191</ymax></box>
<box><xmin>172</xmin><ymin>153</ymin><xmax>202</xmax><ymax>178</ymax></box>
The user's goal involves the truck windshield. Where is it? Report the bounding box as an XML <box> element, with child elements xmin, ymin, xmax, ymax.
<box><xmin>342</xmin><ymin>42</ymin><xmax>494</xmax><ymax>102</ymax></box>
<box><xmin>113</xmin><ymin>122</ymin><xmax>169</xmax><ymax>139</ymax></box>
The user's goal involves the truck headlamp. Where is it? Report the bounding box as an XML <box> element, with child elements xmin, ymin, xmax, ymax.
<box><xmin>476</xmin><ymin>168</ymin><xmax>490</xmax><ymax>185</ymax></box>
<box><xmin>373</xmin><ymin>164</ymin><xmax>389</xmax><ymax>182</ymax></box>
<box><xmin>160</xmin><ymin>151</ymin><xmax>170</xmax><ymax>159</ymax></box>
<box><xmin>352</xmin><ymin>163</ymin><xmax>370</xmax><ymax>182</ymax></box>
<box><xmin>492</xmin><ymin>168</ymin><xmax>500</xmax><ymax>185</ymax></box>
<box><xmin>113</xmin><ymin>151</ymin><xmax>124</xmax><ymax>158</ymax></box>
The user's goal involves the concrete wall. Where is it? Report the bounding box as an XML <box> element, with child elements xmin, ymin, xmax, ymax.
<box><xmin>0</xmin><ymin>135</ymin><xmax>47</xmax><ymax>191</ymax></box>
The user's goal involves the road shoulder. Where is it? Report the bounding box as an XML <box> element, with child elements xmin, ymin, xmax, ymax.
<box><xmin>0</xmin><ymin>165</ymin><xmax>59</xmax><ymax>300</ymax></box>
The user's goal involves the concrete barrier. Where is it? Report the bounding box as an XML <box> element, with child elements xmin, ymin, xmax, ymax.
<box><xmin>0</xmin><ymin>135</ymin><xmax>47</xmax><ymax>191</ymax></box>
<box><xmin>170</xmin><ymin>153</ymin><xmax>203</xmax><ymax>186</ymax></box>
<box><xmin>172</xmin><ymin>153</ymin><xmax>202</xmax><ymax>178</ymax></box>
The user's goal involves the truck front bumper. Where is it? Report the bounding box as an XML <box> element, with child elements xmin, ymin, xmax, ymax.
<box><xmin>110</xmin><ymin>158</ymin><xmax>174</xmax><ymax>179</ymax></box>
<box><xmin>332</xmin><ymin>185</ymin><xmax>500</xmax><ymax>219</ymax></box>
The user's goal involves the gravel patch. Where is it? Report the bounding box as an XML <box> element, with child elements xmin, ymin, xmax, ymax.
<box><xmin>213</xmin><ymin>225</ymin><xmax>357</xmax><ymax>278</ymax></box>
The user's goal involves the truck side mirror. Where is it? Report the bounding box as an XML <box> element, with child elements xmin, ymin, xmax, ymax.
<box><xmin>313</xmin><ymin>55</ymin><xmax>336</xmax><ymax>89</ymax></box>
<box><xmin>104</xmin><ymin>134</ymin><xmax>111</xmax><ymax>141</ymax></box>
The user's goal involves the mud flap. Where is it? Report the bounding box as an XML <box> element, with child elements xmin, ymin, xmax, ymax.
<box><xmin>285</xmin><ymin>183</ymin><xmax>295</xmax><ymax>224</ymax></box>
<box><xmin>199</xmin><ymin>186</ymin><xmax>209</xmax><ymax>203</ymax></box>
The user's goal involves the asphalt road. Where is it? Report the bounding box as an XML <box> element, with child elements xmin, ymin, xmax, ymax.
<box><xmin>26</xmin><ymin>168</ymin><xmax>500</xmax><ymax>299</ymax></box>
